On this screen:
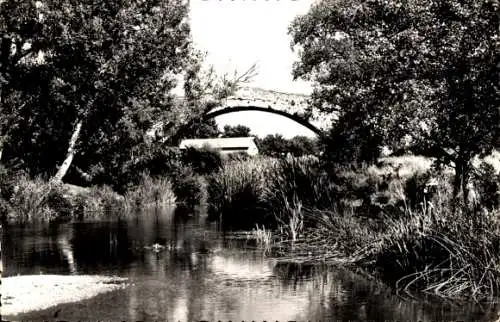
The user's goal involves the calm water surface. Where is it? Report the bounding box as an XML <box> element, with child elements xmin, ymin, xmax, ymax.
<box><xmin>2</xmin><ymin>209</ymin><xmax>500</xmax><ymax>321</ymax></box>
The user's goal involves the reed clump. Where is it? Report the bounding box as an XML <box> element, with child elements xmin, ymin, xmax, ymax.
<box><xmin>207</xmin><ymin>153</ymin><xmax>500</xmax><ymax>299</ymax></box>
<box><xmin>252</xmin><ymin>224</ymin><xmax>273</xmax><ymax>254</ymax></box>
<box><xmin>356</xmin><ymin>176</ymin><xmax>500</xmax><ymax>299</ymax></box>
<box><xmin>207</xmin><ymin>157</ymin><xmax>276</xmax><ymax>228</ymax></box>
<box><xmin>124</xmin><ymin>173</ymin><xmax>176</xmax><ymax>211</ymax></box>
<box><xmin>2</xmin><ymin>175</ymin><xmax>60</xmax><ymax>223</ymax></box>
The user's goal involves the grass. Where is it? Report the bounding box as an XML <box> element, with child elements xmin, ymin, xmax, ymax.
<box><xmin>251</xmin><ymin>224</ymin><xmax>273</xmax><ymax>254</ymax></box>
<box><xmin>371</xmin><ymin>205</ymin><xmax>500</xmax><ymax>299</ymax></box>
<box><xmin>206</xmin><ymin>152</ymin><xmax>500</xmax><ymax>299</ymax></box>
<box><xmin>1</xmin><ymin>172</ymin><xmax>178</xmax><ymax>223</ymax></box>
<box><xmin>277</xmin><ymin>169</ymin><xmax>500</xmax><ymax>299</ymax></box>
<box><xmin>206</xmin><ymin>157</ymin><xmax>275</xmax><ymax>228</ymax></box>
<box><xmin>124</xmin><ymin>174</ymin><xmax>176</xmax><ymax>211</ymax></box>
<box><xmin>2</xmin><ymin>175</ymin><xmax>60</xmax><ymax>223</ymax></box>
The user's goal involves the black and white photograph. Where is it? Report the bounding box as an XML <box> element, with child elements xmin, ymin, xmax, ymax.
<box><xmin>0</xmin><ymin>0</ymin><xmax>499</xmax><ymax>320</ymax></box>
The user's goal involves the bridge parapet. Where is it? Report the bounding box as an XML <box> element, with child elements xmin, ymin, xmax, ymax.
<box><xmin>211</xmin><ymin>87</ymin><xmax>335</xmax><ymax>132</ymax></box>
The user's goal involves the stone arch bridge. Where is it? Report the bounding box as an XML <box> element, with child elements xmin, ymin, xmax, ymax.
<box><xmin>151</xmin><ymin>87</ymin><xmax>336</xmax><ymax>143</ymax></box>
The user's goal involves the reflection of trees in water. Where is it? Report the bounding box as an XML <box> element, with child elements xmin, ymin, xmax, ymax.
<box><xmin>2</xmin><ymin>223</ymin><xmax>80</xmax><ymax>276</ymax></box>
<box><xmin>55</xmin><ymin>224</ymin><xmax>77</xmax><ymax>274</ymax></box>
<box><xmin>71</xmin><ymin>221</ymin><xmax>135</xmax><ymax>273</ymax></box>
<box><xmin>7</xmin><ymin>216</ymin><xmax>500</xmax><ymax>321</ymax></box>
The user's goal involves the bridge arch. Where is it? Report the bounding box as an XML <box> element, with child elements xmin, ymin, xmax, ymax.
<box><xmin>203</xmin><ymin>106</ymin><xmax>324</xmax><ymax>136</ymax></box>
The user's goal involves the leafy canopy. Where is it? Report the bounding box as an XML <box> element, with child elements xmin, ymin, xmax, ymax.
<box><xmin>1</xmin><ymin>0</ymin><xmax>194</xmax><ymax>184</ymax></box>
<box><xmin>290</xmin><ymin>0</ymin><xmax>499</xmax><ymax>170</ymax></box>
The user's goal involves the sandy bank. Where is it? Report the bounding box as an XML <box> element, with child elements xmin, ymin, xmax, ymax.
<box><xmin>2</xmin><ymin>274</ymin><xmax>129</xmax><ymax>316</ymax></box>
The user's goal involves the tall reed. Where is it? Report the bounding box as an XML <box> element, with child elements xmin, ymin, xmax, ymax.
<box><xmin>124</xmin><ymin>174</ymin><xmax>176</xmax><ymax>211</ymax></box>
<box><xmin>206</xmin><ymin>157</ymin><xmax>276</xmax><ymax>228</ymax></box>
<box><xmin>359</xmin><ymin>177</ymin><xmax>500</xmax><ymax>299</ymax></box>
<box><xmin>5</xmin><ymin>175</ymin><xmax>58</xmax><ymax>223</ymax></box>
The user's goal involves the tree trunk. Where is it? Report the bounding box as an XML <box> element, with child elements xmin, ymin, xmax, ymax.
<box><xmin>452</xmin><ymin>157</ymin><xmax>472</xmax><ymax>214</ymax></box>
<box><xmin>52</xmin><ymin>120</ymin><xmax>82</xmax><ymax>183</ymax></box>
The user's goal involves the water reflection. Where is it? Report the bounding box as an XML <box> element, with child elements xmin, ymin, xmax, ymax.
<box><xmin>3</xmin><ymin>208</ymin><xmax>500</xmax><ymax>321</ymax></box>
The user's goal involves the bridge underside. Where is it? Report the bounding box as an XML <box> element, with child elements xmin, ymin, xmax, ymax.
<box><xmin>203</xmin><ymin>105</ymin><xmax>325</xmax><ymax>136</ymax></box>
<box><xmin>156</xmin><ymin>88</ymin><xmax>336</xmax><ymax>144</ymax></box>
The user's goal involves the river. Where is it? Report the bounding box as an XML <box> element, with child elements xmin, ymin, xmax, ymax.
<box><xmin>2</xmin><ymin>208</ymin><xmax>499</xmax><ymax>321</ymax></box>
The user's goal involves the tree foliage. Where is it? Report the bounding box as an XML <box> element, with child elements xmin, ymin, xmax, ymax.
<box><xmin>0</xmin><ymin>0</ymin><xmax>207</xmax><ymax>188</ymax></box>
<box><xmin>221</xmin><ymin>124</ymin><xmax>252</xmax><ymax>138</ymax></box>
<box><xmin>183</xmin><ymin>119</ymin><xmax>221</xmax><ymax>139</ymax></box>
<box><xmin>290</xmin><ymin>0</ymin><xmax>500</xmax><ymax>201</ymax></box>
<box><xmin>256</xmin><ymin>134</ymin><xmax>319</xmax><ymax>157</ymax></box>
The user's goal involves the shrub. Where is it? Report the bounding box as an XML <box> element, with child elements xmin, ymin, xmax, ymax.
<box><xmin>169</xmin><ymin>166</ymin><xmax>204</xmax><ymax>209</ymax></box>
<box><xmin>71</xmin><ymin>184</ymin><xmax>125</xmax><ymax>220</ymax></box>
<box><xmin>45</xmin><ymin>184</ymin><xmax>73</xmax><ymax>220</ymax></box>
<box><xmin>5</xmin><ymin>176</ymin><xmax>58</xmax><ymax>223</ymax></box>
<box><xmin>181</xmin><ymin>146</ymin><xmax>223</xmax><ymax>175</ymax></box>
<box><xmin>92</xmin><ymin>145</ymin><xmax>184</xmax><ymax>194</ymax></box>
<box><xmin>226</xmin><ymin>152</ymin><xmax>250</xmax><ymax>162</ymax></box>
<box><xmin>473</xmin><ymin>162</ymin><xmax>500</xmax><ymax>211</ymax></box>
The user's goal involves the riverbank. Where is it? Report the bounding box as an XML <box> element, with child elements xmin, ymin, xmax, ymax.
<box><xmin>2</xmin><ymin>275</ymin><xmax>129</xmax><ymax>316</ymax></box>
<box><xmin>212</xmin><ymin>153</ymin><xmax>500</xmax><ymax>299</ymax></box>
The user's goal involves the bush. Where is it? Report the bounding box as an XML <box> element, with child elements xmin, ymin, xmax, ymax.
<box><xmin>473</xmin><ymin>162</ymin><xmax>500</xmax><ymax>211</ymax></box>
<box><xmin>226</xmin><ymin>152</ymin><xmax>250</xmax><ymax>162</ymax></box>
<box><xmin>5</xmin><ymin>176</ymin><xmax>59</xmax><ymax>223</ymax></box>
<box><xmin>181</xmin><ymin>146</ymin><xmax>223</xmax><ymax>175</ymax></box>
<box><xmin>45</xmin><ymin>184</ymin><xmax>73</xmax><ymax>220</ymax></box>
<box><xmin>71</xmin><ymin>184</ymin><xmax>125</xmax><ymax>220</ymax></box>
<box><xmin>88</xmin><ymin>145</ymin><xmax>184</xmax><ymax>194</ymax></box>
<box><xmin>169</xmin><ymin>166</ymin><xmax>204</xmax><ymax>209</ymax></box>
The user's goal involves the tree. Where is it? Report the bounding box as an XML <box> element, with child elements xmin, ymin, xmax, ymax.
<box><xmin>162</xmin><ymin>63</ymin><xmax>258</xmax><ymax>145</ymax></box>
<box><xmin>1</xmin><ymin>0</ymin><xmax>194</xmax><ymax>185</ymax></box>
<box><xmin>257</xmin><ymin>134</ymin><xmax>289</xmax><ymax>157</ymax></box>
<box><xmin>290</xmin><ymin>0</ymin><xmax>500</xmax><ymax>206</ymax></box>
<box><xmin>221</xmin><ymin>124</ymin><xmax>252</xmax><ymax>138</ymax></box>
<box><xmin>288</xmin><ymin>135</ymin><xmax>320</xmax><ymax>157</ymax></box>
<box><xmin>183</xmin><ymin>119</ymin><xmax>221</xmax><ymax>139</ymax></box>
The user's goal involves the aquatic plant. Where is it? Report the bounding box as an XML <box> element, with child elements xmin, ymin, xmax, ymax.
<box><xmin>371</xmin><ymin>200</ymin><xmax>500</xmax><ymax>300</ymax></box>
<box><xmin>169</xmin><ymin>166</ymin><xmax>204</xmax><ymax>209</ymax></box>
<box><xmin>4</xmin><ymin>175</ymin><xmax>58</xmax><ymax>223</ymax></box>
<box><xmin>263</xmin><ymin>156</ymin><xmax>337</xmax><ymax>215</ymax></box>
<box><xmin>206</xmin><ymin>157</ymin><xmax>275</xmax><ymax>228</ymax></box>
<box><xmin>124</xmin><ymin>173</ymin><xmax>176</xmax><ymax>211</ymax></box>
<box><xmin>252</xmin><ymin>224</ymin><xmax>273</xmax><ymax>254</ymax></box>
<box><xmin>72</xmin><ymin>184</ymin><xmax>125</xmax><ymax>220</ymax></box>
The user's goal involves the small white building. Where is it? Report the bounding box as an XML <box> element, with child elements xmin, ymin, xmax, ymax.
<box><xmin>179</xmin><ymin>137</ymin><xmax>259</xmax><ymax>156</ymax></box>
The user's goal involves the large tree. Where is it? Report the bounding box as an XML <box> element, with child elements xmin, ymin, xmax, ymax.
<box><xmin>1</xmin><ymin>0</ymin><xmax>195</xmax><ymax>184</ymax></box>
<box><xmin>290</xmin><ymin>0</ymin><xmax>499</xmax><ymax>204</ymax></box>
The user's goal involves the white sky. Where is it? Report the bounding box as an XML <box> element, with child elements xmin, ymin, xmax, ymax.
<box><xmin>189</xmin><ymin>0</ymin><xmax>317</xmax><ymax>138</ymax></box>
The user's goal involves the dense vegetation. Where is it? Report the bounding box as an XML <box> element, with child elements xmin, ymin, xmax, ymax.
<box><xmin>206</xmin><ymin>0</ymin><xmax>500</xmax><ymax>299</ymax></box>
<box><xmin>0</xmin><ymin>0</ymin><xmax>499</xmax><ymax>301</ymax></box>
